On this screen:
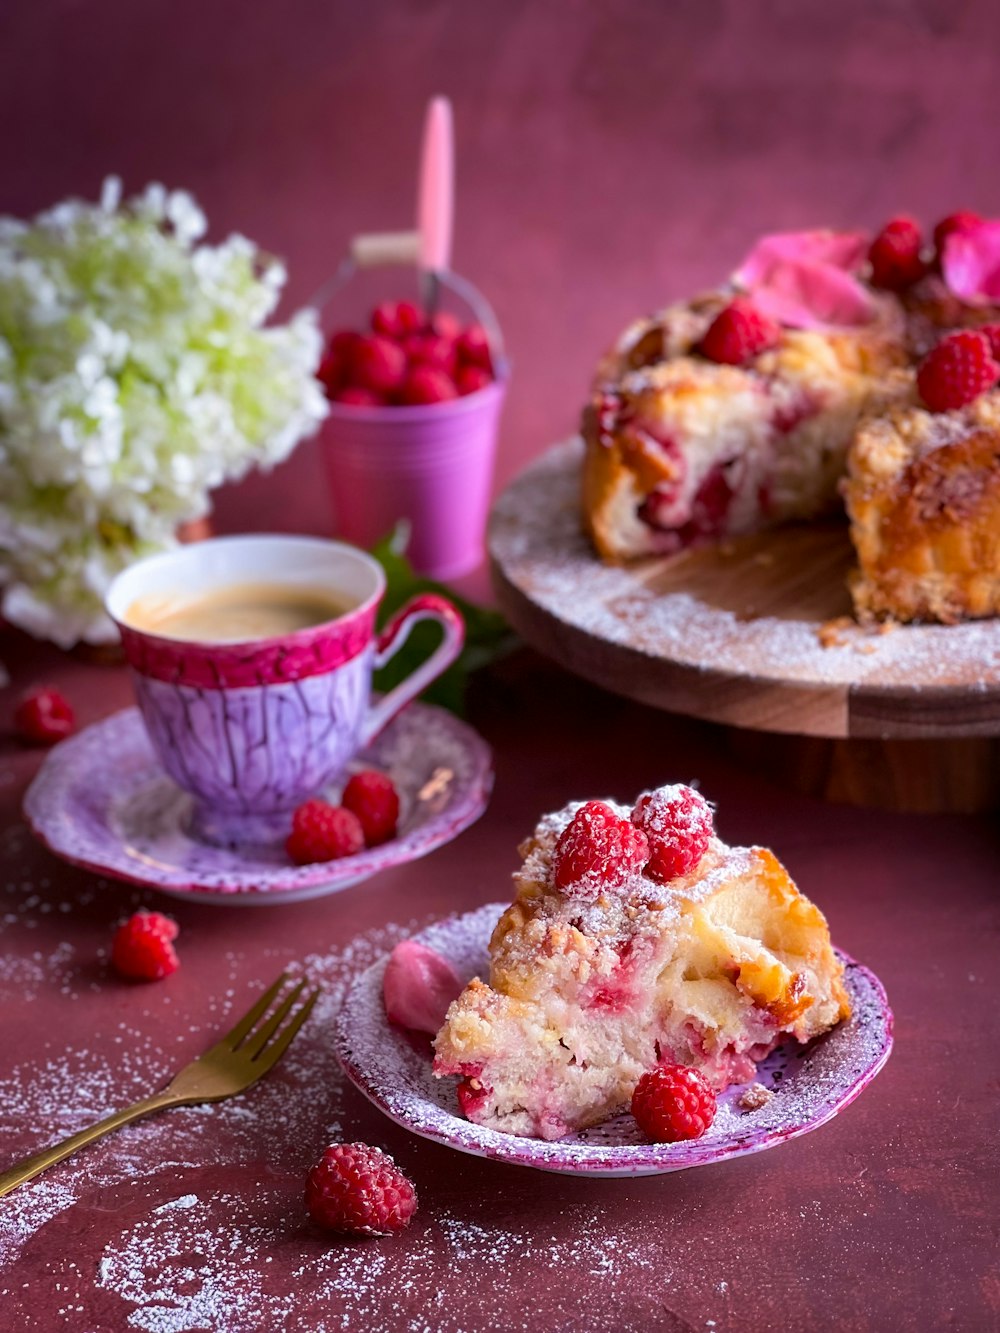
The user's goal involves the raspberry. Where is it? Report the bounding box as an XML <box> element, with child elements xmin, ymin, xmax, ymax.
<box><xmin>553</xmin><ymin>801</ymin><xmax>650</xmax><ymax>897</ymax></box>
<box><xmin>868</xmin><ymin>216</ymin><xmax>927</xmax><ymax>290</ymax></box>
<box><xmin>933</xmin><ymin>210</ymin><xmax>982</xmax><ymax>255</ymax></box>
<box><xmin>349</xmin><ymin>336</ymin><xmax>407</xmax><ymax>395</ymax></box>
<box><xmin>286</xmin><ymin>799</ymin><xmax>364</xmax><ymax>865</ymax></box>
<box><xmin>978</xmin><ymin>323</ymin><xmax>1000</xmax><ymax>361</ymax></box>
<box><xmin>371</xmin><ymin>300</ymin><xmax>424</xmax><ymax>340</ymax></box>
<box><xmin>341</xmin><ymin>769</ymin><xmax>400</xmax><ymax>846</ymax></box>
<box><xmin>631</xmin><ymin>784</ymin><xmax>713</xmax><ymax>882</ymax></box>
<box><xmin>14</xmin><ymin>687</ymin><xmax>75</xmax><ymax>745</ymax></box>
<box><xmin>402</xmin><ymin>332</ymin><xmax>458</xmax><ymax>376</ymax></box>
<box><xmin>318</xmin><ymin>330</ymin><xmax>361</xmax><ymax>394</ymax></box>
<box><xmin>331</xmin><ymin>386</ymin><xmax>384</xmax><ymax>407</ymax></box>
<box><xmin>399</xmin><ymin>366</ymin><xmax>458</xmax><ymax>405</ymax></box>
<box><xmin>631</xmin><ymin>1064</ymin><xmax>717</xmax><ymax>1143</ymax></box>
<box><xmin>455</xmin><ymin>324</ymin><xmax>492</xmax><ymax>371</ymax></box>
<box><xmin>455</xmin><ymin>365</ymin><xmax>493</xmax><ymax>396</ymax></box>
<box><xmin>916</xmin><ymin>330</ymin><xmax>999</xmax><ymax>413</ymax></box>
<box><xmin>111</xmin><ymin>910</ymin><xmax>179</xmax><ymax>982</ymax></box>
<box><xmin>699</xmin><ymin>298</ymin><xmax>780</xmax><ymax>366</ymax></box>
<box><xmin>428</xmin><ymin>310</ymin><xmax>461</xmax><ymax>341</ymax></box>
<box><xmin>306</xmin><ymin>1142</ymin><xmax>417</xmax><ymax>1236</ymax></box>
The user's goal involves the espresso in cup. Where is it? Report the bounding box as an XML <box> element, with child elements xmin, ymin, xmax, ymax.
<box><xmin>125</xmin><ymin>581</ymin><xmax>355</xmax><ymax>643</ymax></box>
<box><xmin>105</xmin><ymin>535</ymin><xmax>465</xmax><ymax>848</ymax></box>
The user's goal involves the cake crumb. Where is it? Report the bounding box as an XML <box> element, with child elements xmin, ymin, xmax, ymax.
<box><xmin>738</xmin><ymin>1083</ymin><xmax>774</xmax><ymax>1112</ymax></box>
<box><xmin>816</xmin><ymin>616</ymin><xmax>855</xmax><ymax>648</ymax></box>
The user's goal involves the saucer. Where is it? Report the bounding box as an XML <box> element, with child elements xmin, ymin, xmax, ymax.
<box><xmin>335</xmin><ymin>904</ymin><xmax>894</xmax><ymax>1177</ymax></box>
<box><xmin>24</xmin><ymin>705</ymin><xmax>492</xmax><ymax>905</ymax></box>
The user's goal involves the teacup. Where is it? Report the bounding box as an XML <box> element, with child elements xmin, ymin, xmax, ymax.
<box><xmin>105</xmin><ymin>534</ymin><xmax>464</xmax><ymax>848</ymax></box>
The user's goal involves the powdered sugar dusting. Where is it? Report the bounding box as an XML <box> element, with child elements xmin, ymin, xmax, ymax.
<box><xmin>489</xmin><ymin>439</ymin><xmax>1000</xmax><ymax>695</ymax></box>
<box><xmin>336</xmin><ymin>903</ymin><xmax>893</xmax><ymax>1177</ymax></box>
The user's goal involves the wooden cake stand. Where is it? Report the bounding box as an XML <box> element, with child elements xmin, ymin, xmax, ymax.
<box><xmin>488</xmin><ymin>440</ymin><xmax>1000</xmax><ymax>812</ymax></box>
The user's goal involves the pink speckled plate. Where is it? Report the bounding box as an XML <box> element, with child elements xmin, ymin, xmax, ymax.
<box><xmin>23</xmin><ymin>705</ymin><xmax>492</xmax><ymax>906</ymax></box>
<box><xmin>335</xmin><ymin>903</ymin><xmax>893</xmax><ymax>1176</ymax></box>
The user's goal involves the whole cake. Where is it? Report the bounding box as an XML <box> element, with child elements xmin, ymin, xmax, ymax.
<box><xmin>433</xmin><ymin>784</ymin><xmax>849</xmax><ymax>1141</ymax></box>
<box><xmin>582</xmin><ymin>213</ymin><xmax>1000</xmax><ymax>624</ymax></box>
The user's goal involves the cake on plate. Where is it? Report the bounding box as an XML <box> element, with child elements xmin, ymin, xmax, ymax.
<box><xmin>582</xmin><ymin>213</ymin><xmax>1000</xmax><ymax>624</ymax></box>
<box><xmin>433</xmin><ymin>784</ymin><xmax>849</xmax><ymax>1141</ymax></box>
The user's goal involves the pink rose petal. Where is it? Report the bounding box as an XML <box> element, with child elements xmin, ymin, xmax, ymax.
<box><xmin>942</xmin><ymin>220</ymin><xmax>1000</xmax><ymax>303</ymax></box>
<box><xmin>748</xmin><ymin>259</ymin><xmax>877</xmax><ymax>330</ymax></box>
<box><xmin>734</xmin><ymin>229</ymin><xmax>875</xmax><ymax>330</ymax></box>
<box><xmin>383</xmin><ymin>939</ymin><xmax>463</xmax><ymax>1035</ymax></box>
<box><xmin>735</xmin><ymin>229</ymin><xmax>870</xmax><ymax>287</ymax></box>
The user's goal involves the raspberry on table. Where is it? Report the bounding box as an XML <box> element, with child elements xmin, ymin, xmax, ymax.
<box><xmin>977</xmin><ymin>323</ymin><xmax>1000</xmax><ymax>362</ymax></box>
<box><xmin>868</xmin><ymin>216</ymin><xmax>927</xmax><ymax>290</ymax></box>
<box><xmin>631</xmin><ymin>1063</ymin><xmax>717</xmax><ymax>1142</ymax></box>
<box><xmin>399</xmin><ymin>365</ymin><xmax>458</xmax><ymax>405</ymax></box>
<box><xmin>111</xmin><ymin>910</ymin><xmax>180</xmax><ymax>982</ymax></box>
<box><xmin>306</xmin><ymin>1142</ymin><xmax>418</xmax><ymax>1236</ymax></box>
<box><xmin>350</xmin><ymin>335</ymin><xmax>408</xmax><ymax>395</ymax></box>
<box><xmin>916</xmin><ymin>330</ymin><xmax>999</xmax><ymax>413</ymax></box>
<box><xmin>699</xmin><ymin>298</ymin><xmax>780</xmax><ymax>366</ymax></box>
<box><xmin>631</xmin><ymin>784</ymin><xmax>713</xmax><ymax>882</ymax></box>
<box><xmin>553</xmin><ymin>800</ymin><xmax>650</xmax><ymax>897</ymax></box>
<box><xmin>14</xmin><ymin>686</ymin><xmax>76</xmax><ymax>745</ymax></box>
<box><xmin>286</xmin><ymin>799</ymin><xmax>365</xmax><ymax>865</ymax></box>
<box><xmin>341</xmin><ymin>770</ymin><xmax>400</xmax><ymax>847</ymax></box>
<box><xmin>933</xmin><ymin>210</ymin><xmax>982</xmax><ymax>256</ymax></box>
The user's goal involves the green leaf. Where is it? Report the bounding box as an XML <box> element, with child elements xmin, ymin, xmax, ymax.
<box><xmin>370</xmin><ymin>525</ymin><xmax>518</xmax><ymax>716</ymax></box>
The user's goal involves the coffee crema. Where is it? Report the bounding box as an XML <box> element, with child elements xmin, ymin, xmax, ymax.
<box><xmin>125</xmin><ymin>581</ymin><xmax>355</xmax><ymax>643</ymax></box>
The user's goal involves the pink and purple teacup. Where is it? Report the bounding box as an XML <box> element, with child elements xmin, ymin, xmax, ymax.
<box><xmin>105</xmin><ymin>534</ymin><xmax>464</xmax><ymax>848</ymax></box>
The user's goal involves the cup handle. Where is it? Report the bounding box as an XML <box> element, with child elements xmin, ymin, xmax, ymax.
<box><xmin>360</xmin><ymin>594</ymin><xmax>465</xmax><ymax>745</ymax></box>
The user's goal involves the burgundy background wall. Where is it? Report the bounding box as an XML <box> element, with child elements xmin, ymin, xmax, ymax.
<box><xmin>3</xmin><ymin>0</ymin><xmax>1000</xmax><ymax>534</ymax></box>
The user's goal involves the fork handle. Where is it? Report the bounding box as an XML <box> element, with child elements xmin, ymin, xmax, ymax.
<box><xmin>0</xmin><ymin>1090</ymin><xmax>180</xmax><ymax>1199</ymax></box>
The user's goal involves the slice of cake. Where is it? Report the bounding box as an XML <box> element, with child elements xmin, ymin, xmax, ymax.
<box><xmin>433</xmin><ymin>785</ymin><xmax>849</xmax><ymax>1141</ymax></box>
<box><xmin>583</xmin><ymin>291</ymin><xmax>906</xmax><ymax>561</ymax></box>
<box><xmin>845</xmin><ymin>333</ymin><xmax>1000</xmax><ymax>624</ymax></box>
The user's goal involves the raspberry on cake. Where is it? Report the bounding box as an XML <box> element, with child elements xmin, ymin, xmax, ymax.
<box><xmin>433</xmin><ymin>786</ymin><xmax>850</xmax><ymax>1142</ymax></box>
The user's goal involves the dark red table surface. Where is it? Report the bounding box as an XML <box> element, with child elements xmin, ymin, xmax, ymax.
<box><xmin>3</xmin><ymin>3</ymin><xmax>1000</xmax><ymax>1329</ymax></box>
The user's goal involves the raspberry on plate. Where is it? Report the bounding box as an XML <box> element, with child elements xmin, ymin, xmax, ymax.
<box><xmin>399</xmin><ymin>365</ymin><xmax>458</xmax><ymax>405</ymax></box>
<box><xmin>350</xmin><ymin>335</ymin><xmax>408</xmax><ymax>396</ymax></box>
<box><xmin>631</xmin><ymin>1063</ymin><xmax>717</xmax><ymax>1142</ymax></box>
<box><xmin>306</xmin><ymin>1142</ymin><xmax>417</xmax><ymax>1236</ymax></box>
<box><xmin>916</xmin><ymin>330</ymin><xmax>999</xmax><ymax>413</ymax></box>
<box><xmin>341</xmin><ymin>770</ymin><xmax>400</xmax><ymax>846</ymax></box>
<box><xmin>868</xmin><ymin>216</ymin><xmax>927</xmax><ymax>290</ymax></box>
<box><xmin>699</xmin><ymin>297</ymin><xmax>779</xmax><ymax>366</ymax></box>
<box><xmin>553</xmin><ymin>800</ymin><xmax>649</xmax><ymax>897</ymax></box>
<box><xmin>14</xmin><ymin>686</ymin><xmax>76</xmax><ymax>745</ymax></box>
<box><xmin>111</xmin><ymin>910</ymin><xmax>180</xmax><ymax>982</ymax></box>
<box><xmin>631</xmin><ymin>784</ymin><xmax>713</xmax><ymax>882</ymax></box>
<box><xmin>286</xmin><ymin>799</ymin><xmax>365</xmax><ymax>865</ymax></box>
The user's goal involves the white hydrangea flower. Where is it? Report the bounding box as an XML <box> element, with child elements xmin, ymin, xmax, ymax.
<box><xmin>0</xmin><ymin>178</ymin><xmax>328</xmax><ymax>646</ymax></box>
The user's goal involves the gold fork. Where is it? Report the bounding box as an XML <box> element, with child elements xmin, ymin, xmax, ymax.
<box><xmin>0</xmin><ymin>969</ymin><xmax>319</xmax><ymax>1199</ymax></box>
